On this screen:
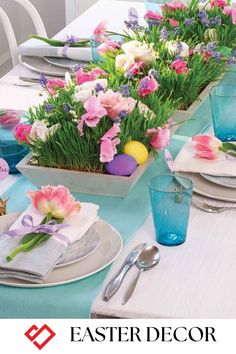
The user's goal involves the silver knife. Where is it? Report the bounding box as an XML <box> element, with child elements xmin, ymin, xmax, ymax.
<box><xmin>103</xmin><ymin>242</ymin><xmax>147</xmax><ymax>301</ymax></box>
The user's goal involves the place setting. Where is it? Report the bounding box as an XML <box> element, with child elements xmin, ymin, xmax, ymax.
<box><xmin>0</xmin><ymin>185</ymin><xmax>123</xmax><ymax>288</ymax></box>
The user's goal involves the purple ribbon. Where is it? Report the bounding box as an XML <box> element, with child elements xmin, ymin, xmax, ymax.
<box><xmin>62</xmin><ymin>35</ymin><xmax>79</xmax><ymax>58</ymax></box>
<box><xmin>6</xmin><ymin>215</ymin><xmax>69</xmax><ymax>245</ymax></box>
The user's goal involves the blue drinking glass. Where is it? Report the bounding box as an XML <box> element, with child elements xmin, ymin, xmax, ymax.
<box><xmin>90</xmin><ymin>34</ymin><xmax>124</xmax><ymax>63</ymax></box>
<box><xmin>0</xmin><ymin>112</ymin><xmax>29</xmax><ymax>174</ymax></box>
<box><xmin>145</xmin><ymin>0</ymin><xmax>168</xmax><ymax>12</ymax></box>
<box><xmin>148</xmin><ymin>174</ymin><xmax>193</xmax><ymax>246</ymax></box>
<box><xmin>209</xmin><ymin>84</ymin><xmax>236</xmax><ymax>142</ymax></box>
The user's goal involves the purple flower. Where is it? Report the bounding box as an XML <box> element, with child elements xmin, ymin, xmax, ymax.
<box><xmin>147</xmin><ymin>19</ymin><xmax>160</xmax><ymax>26</ymax></box>
<box><xmin>228</xmin><ymin>57</ymin><xmax>236</xmax><ymax>65</ymax></box>
<box><xmin>71</xmin><ymin>64</ymin><xmax>83</xmax><ymax>73</ymax></box>
<box><xmin>160</xmin><ymin>27</ymin><xmax>168</xmax><ymax>40</ymax></box>
<box><xmin>211</xmin><ymin>16</ymin><xmax>221</xmax><ymax>26</ymax></box>
<box><xmin>118</xmin><ymin>110</ymin><xmax>128</xmax><ymax>119</ymax></box>
<box><xmin>207</xmin><ymin>42</ymin><xmax>216</xmax><ymax>51</ymax></box>
<box><xmin>138</xmin><ymin>77</ymin><xmax>149</xmax><ymax>90</ymax></box>
<box><xmin>119</xmin><ymin>85</ymin><xmax>130</xmax><ymax>97</ymax></box>
<box><xmin>124</xmin><ymin>20</ymin><xmax>140</xmax><ymax>31</ymax></box>
<box><xmin>125</xmin><ymin>70</ymin><xmax>133</xmax><ymax>79</ymax></box>
<box><xmin>95</xmin><ymin>83</ymin><xmax>104</xmax><ymax>92</ymax></box>
<box><xmin>212</xmin><ymin>51</ymin><xmax>222</xmax><ymax>62</ymax></box>
<box><xmin>201</xmin><ymin>18</ymin><xmax>210</xmax><ymax>26</ymax></box>
<box><xmin>39</xmin><ymin>73</ymin><xmax>48</xmax><ymax>87</ymax></box>
<box><xmin>198</xmin><ymin>10</ymin><xmax>208</xmax><ymax>20</ymax></box>
<box><xmin>184</xmin><ymin>18</ymin><xmax>194</xmax><ymax>26</ymax></box>
<box><xmin>43</xmin><ymin>104</ymin><xmax>54</xmax><ymax>113</ymax></box>
<box><xmin>128</xmin><ymin>7</ymin><xmax>139</xmax><ymax>22</ymax></box>
<box><xmin>148</xmin><ymin>69</ymin><xmax>158</xmax><ymax>79</ymax></box>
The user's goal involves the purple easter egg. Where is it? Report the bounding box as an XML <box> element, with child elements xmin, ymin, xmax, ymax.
<box><xmin>106</xmin><ymin>154</ymin><xmax>137</xmax><ymax>176</ymax></box>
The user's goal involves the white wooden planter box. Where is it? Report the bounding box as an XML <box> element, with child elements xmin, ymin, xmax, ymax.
<box><xmin>16</xmin><ymin>153</ymin><xmax>153</xmax><ymax>198</ymax></box>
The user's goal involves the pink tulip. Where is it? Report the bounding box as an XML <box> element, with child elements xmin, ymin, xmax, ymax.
<box><xmin>144</xmin><ymin>11</ymin><xmax>163</xmax><ymax>21</ymax></box>
<box><xmin>170</xmin><ymin>59</ymin><xmax>189</xmax><ymax>75</ymax></box>
<box><xmin>94</xmin><ymin>20</ymin><xmax>108</xmax><ymax>36</ymax></box>
<box><xmin>169</xmin><ymin>19</ymin><xmax>179</xmax><ymax>27</ymax></box>
<box><xmin>76</xmin><ymin>67</ymin><xmax>108</xmax><ymax>85</ymax></box>
<box><xmin>192</xmin><ymin>135</ymin><xmax>222</xmax><ymax>160</ymax></box>
<box><xmin>100</xmin><ymin>124</ymin><xmax>121</xmax><ymax>163</ymax></box>
<box><xmin>211</xmin><ymin>0</ymin><xmax>226</xmax><ymax>8</ymax></box>
<box><xmin>98</xmin><ymin>89</ymin><xmax>136</xmax><ymax>119</ymax></box>
<box><xmin>146</xmin><ymin>126</ymin><xmax>170</xmax><ymax>151</ymax></box>
<box><xmin>162</xmin><ymin>1</ymin><xmax>187</xmax><ymax>12</ymax></box>
<box><xmin>78</xmin><ymin>96</ymin><xmax>107</xmax><ymax>136</ymax></box>
<box><xmin>14</xmin><ymin>124</ymin><xmax>32</xmax><ymax>143</ymax></box>
<box><xmin>46</xmin><ymin>79</ymin><xmax>65</xmax><ymax>96</ymax></box>
<box><xmin>0</xmin><ymin>110</ymin><xmax>21</xmax><ymax>127</ymax></box>
<box><xmin>28</xmin><ymin>185</ymin><xmax>80</xmax><ymax>218</ymax></box>
<box><xmin>223</xmin><ymin>6</ymin><xmax>236</xmax><ymax>24</ymax></box>
<box><xmin>138</xmin><ymin>76</ymin><xmax>159</xmax><ymax>97</ymax></box>
<box><xmin>97</xmin><ymin>39</ymin><xmax>120</xmax><ymax>56</ymax></box>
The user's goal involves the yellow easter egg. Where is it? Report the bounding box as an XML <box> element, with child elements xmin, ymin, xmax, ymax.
<box><xmin>124</xmin><ymin>141</ymin><xmax>148</xmax><ymax>165</ymax></box>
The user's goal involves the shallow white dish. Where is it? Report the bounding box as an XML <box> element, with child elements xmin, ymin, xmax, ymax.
<box><xmin>182</xmin><ymin>173</ymin><xmax>236</xmax><ymax>202</ymax></box>
<box><xmin>19</xmin><ymin>55</ymin><xmax>73</xmax><ymax>77</ymax></box>
<box><xmin>0</xmin><ymin>213</ymin><xmax>123</xmax><ymax>288</ymax></box>
<box><xmin>56</xmin><ymin>225</ymin><xmax>100</xmax><ymax>268</ymax></box>
<box><xmin>201</xmin><ymin>173</ymin><xmax>236</xmax><ymax>189</ymax></box>
<box><xmin>43</xmin><ymin>57</ymin><xmax>83</xmax><ymax>69</ymax></box>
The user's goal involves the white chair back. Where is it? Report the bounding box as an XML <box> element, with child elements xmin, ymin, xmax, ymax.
<box><xmin>0</xmin><ymin>8</ymin><xmax>19</xmax><ymax>66</ymax></box>
<box><xmin>13</xmin><ymin>0</ymin><xmax>47</xmax><ymax>37</ymax></box>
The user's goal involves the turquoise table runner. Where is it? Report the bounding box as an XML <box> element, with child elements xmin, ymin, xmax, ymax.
<box><xmin>0</xmin><ymin>68</ymin><xmax>232</xmax><ymax>318</ymax></box>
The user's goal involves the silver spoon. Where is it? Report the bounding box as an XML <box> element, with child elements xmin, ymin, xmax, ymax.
<box><xmin>122</xmin><ymin>245</ymin><xmax>160</xmax><ymax>305</ymax></box>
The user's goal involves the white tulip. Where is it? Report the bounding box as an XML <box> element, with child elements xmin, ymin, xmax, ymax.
<box><xmin>30</xmin><ymin>120</ymin><xmax>60</xmax><ymax>142</ymax></box>
<box><xmin>121</xmin><ymin>40</ymin><xmax>156</xmax><ymax>62</ymax></box>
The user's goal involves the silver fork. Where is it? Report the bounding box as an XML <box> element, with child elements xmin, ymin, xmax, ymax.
<box><xmin>192</xmin><ymin>195</ymin><xmax>236</xmax><ymax>213</ymax></box>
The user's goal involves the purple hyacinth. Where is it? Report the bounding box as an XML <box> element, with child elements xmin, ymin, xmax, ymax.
<box><xmin>128</xmin><ymin>7</ymin><xmax>139</xmax><ymax>22</ymax></box>
<box><xmin>184</xmin><ymin>18</ymin><xmax>194</xmax><ymax>26</ymax></box>
<box><xmin>207</xmin><ymin>42</ymin><xmax>216</xmax><ymax>52</ymax></box>
<box><xmin>43</xmin><ymin>104</ymin><xmax>54</xmax><ymax>113</ymax></box>
<box><xmin>119</xmin><ymin>85</ymin><xmax>130</xmax><ymax>97</ymax></box>
<box><xmin>95</xmin><ymin>83</ymin><xmax>104</xmax><ymax>92</ymax></box>
<box><xmin>39</xmin><ymin>73</ymin><xmax>48</xmax><ymax>87</ymax></box>
<box><xmin>138</xmin><ymin>77</ymin><xmax>149</xmax><ymax>90</ymax></box>
<box><xmin>212</xmin><ymin>51</ymin><xmax>222</xmax><ymax>62</ymax></box>
<box><xmin>125</xmin><ymin>70</ymin><xmax>133</xmax><ymax>79</ymax></box>
<box><xmin>147</xmin><ymin>19</ymin><xmax>160</xmax><ymax>26</ymax></box>
<box><xmin>228</xmin><ymin>57</ymin><xmax>236</xmax><ymax>65</ymax></box>
<box><xmin>198</xmin><ymin>10</ymin><xmax>208</xmax><ymax>20</ymax></box>
<box><xmin>118</xmin><ymin>110</ymin><xmax>128</xmax><ymax>119</ymax></box>
<box><xmin>160</xmin><ymin>27</ymin><xmax>168</xmax><ymax>40</ymax></box>
<box><xmin>211</xmin><ymin>16</ymin><xmax>221</xmax><ymax>26</ymax></box>
<box><xmin>124</xmin><ymin>20</ymin><xmax>140</xmax><ymax>31</ymax></box>
<box><xmin>148</xmin><ymin>69</ymin><xmax>158</xmax><ymax>79</ymax></box>
<box><xmin>201</xmin><ymin>18</ymin><xmax>210</xmax><ymax>26</ymax></box>
<box><xmin>71</xmin><ymin>64</ymin><xmax>83</xmax><ymax>73</ymax></box>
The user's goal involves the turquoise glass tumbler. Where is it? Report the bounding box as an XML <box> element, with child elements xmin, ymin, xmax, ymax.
<box><xmin>90</xmin><ymin>34</ymin><xmax>103</xmax><ymax>62</ymax></box>
<box><xmin>148</xmin><ymin>174</ymin><xmax>193</xmax><ymax>246</ymax></box>
<box><xmin>209</xmin><ymin>85</ymin><xmax>236</xmax><ymax>142</ymax></box>
<box><xmin>145</xmin><ymin>0</ymin><xmax>167</xmax><ymax>12</ymax></box>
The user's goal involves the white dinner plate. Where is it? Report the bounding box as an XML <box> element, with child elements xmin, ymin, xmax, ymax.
<box><xmin>201</xmin><ymin>173</ymin><xmax>236</xmax><ymax>189</ymax></box>
<box><xmin>43</xmin><ymin>57</ymin><xmax>83</xmax><ymax>69</ymax></box>
<box><xmin>55</xmin><ymin>225</ymin><xmax>100</xmax><ymax>268</ymax></box>
<box><xmin>181</xmin><ymin>173</ymin><xmax>236</xmax><ymax>202</ymax></box>
<box><xmin>0</xmin><ymin>213</ymin><xmax>123</xmax><ymax>288</ymax></box>
<box><xmin>19</xmin><ymin>55</ymin><xmax>74</xmax><ymax>77</ymax></box>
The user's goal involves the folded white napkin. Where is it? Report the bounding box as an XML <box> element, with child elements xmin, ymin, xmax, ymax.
<box><xmin>0</xmin><ymin>202</ymin><xmax>99</xmax><ymax>283</ymax></box>
<box><xmin>17</xmin><ymin>39</ymin><xmax>92</xmax><ymax>62</ymax></box>
<box><xmin>174</xmin><ymin>140</ymin><xmax>236</xmax><ymax>176</ymax></box>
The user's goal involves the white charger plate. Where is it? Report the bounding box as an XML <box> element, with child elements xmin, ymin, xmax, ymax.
<box><xmin>0</xmin><ymin>213</ymin><xmax>123</xmax><ymax>288</ymax></box>
<box><xmin>181</xmin><ymin>173</ymin><xmax>236</xmax><ymax>202</ymax></box>
<box><xmin>43</xmin><ymin>57</ymin><xmax>84</xmax><ymax>69</ymax></box>
<box><xmin>19</xmin><ymin>55</ymin><xmax>74</xmax><ymax>77</ymax></box>
<box><xmin>201</xmin><ymin>173</ymin><xmax>236</xmax><ymax>189</ymax></box>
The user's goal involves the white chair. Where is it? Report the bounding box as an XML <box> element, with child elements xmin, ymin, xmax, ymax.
<box><xmin>0</xmin><ymin>0</ymin><xmax>47</xmax><ymax>67</ymax></box>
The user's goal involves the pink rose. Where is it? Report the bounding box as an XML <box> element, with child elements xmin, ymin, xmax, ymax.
<box><xmin>192</xmin><ymin>135</ymin><xmax>222</xmax><ymax>160</ymax></box>
<box><xmin>46</xmin><ymin>79</ymin><xmax>65</xmax><ymax>96</ymax></box>
<box><xmin>100</xmin><ymin>124</ymin><xmax>121</xmax><ymax>163</ymax></box>
<box><xmin>170</xmin><ymin>59</ymin><xmax>189</xmax><ymax>75</ymax></box>
<box><xmin>28</xmin><ymin>185</ymin><xmax>80</xmax><ymax>218</ymax></box>
<box><xmin>169</xmin><ymin>19</ymin><xmax>179</xmax><ymax>27</ymax></box>
<box><xmin>98</xmin><ymin>89</ymin><xmax>136</xmax><ymax>119</ymax></box>
<box><xmin>147</xmin><ymin>127</ymin><xmax>170</xmax><ymax>151</ymax></box>
<box><xmin>94</xmin><ymin>20</ymin><xmax>108</xmax><ymax>36</ymax></box>
<box><xmin>0</xmin><ymin>110</ymin><xmax>21</xmax><ymax>127</ymax></box>
<box><xmin>138</xmin><ymin>76</ymin><xmax>159</xmax><ymax>97</ymax></box>
<box><xmin>97</xmin><ymin>39</ymin><xmax>120</xmax><ymax>56</ymax></box>
<box><xmin>144</xmin><ymin>11</ymin><xmax>163</xmax><ymax>21</ymax></box>
<box><xmin>14</xmin><ymin>124</ymin><xmax>32</xmax><ymax>143</ymax></box>
<box><xmin>76</xmin><ymin>67</ymin><xmax>108</xmax><ymax>85</ymax></box>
